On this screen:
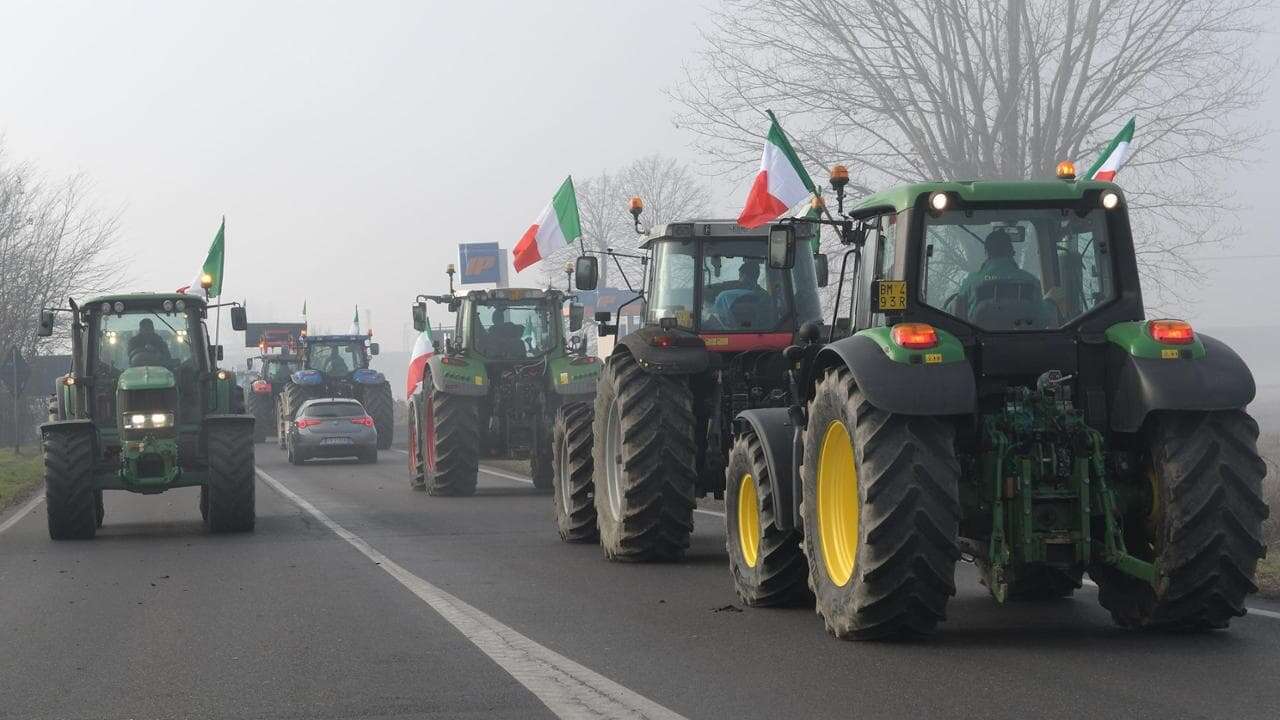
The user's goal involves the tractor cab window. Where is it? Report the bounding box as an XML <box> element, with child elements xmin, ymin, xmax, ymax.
<box><xmin>647</xmin><ymin>240</ymin><xmax>697</xmax><ymax>329</ymax></box>
<box><xmin>309</xmin><ymin>343</ymin><xmax>364</xmax><ymax>376</ymax></box>
<box><xmin>95</xmin><ymin>310</ymin><xmax>198</xmax><ymax>372</ymax></box>
<box><xmin>920</xmin><ymin>207</ymin><xmax>1116</xmax><ymax>331</ymax></box>
<box><xmin>473</xmin><ymin>302</ymin><xmax>552</xmax><ymax>359</ymax></box>
<box><xmin>701</xmin><ymin>239</ymin><xmax>792</xmax><ymax>332</ymax></box>
<box><xmin>265</xmin><ymin>358</ymin><xmax>299</xmax><ymax>382</ymax></box>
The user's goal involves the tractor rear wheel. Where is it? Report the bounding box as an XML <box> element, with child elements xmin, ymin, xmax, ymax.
<box><xmin>725</xmin><ymin>427</ymin><xmax>810</xmax><ymax>607</ymax></box>
<box><xmin>552</xmin><ymin>402</ymin><xmax>597</xmax><ymax>543</ymax></box>
<box><xmin>44</xmin><ymin>427</ymin><xmax>98</xmax><ymax>540</ymax></box>
<box><xmin>246</xmin><ymin>390</ymin><xmax>272</xmax><ymax>443</ymax></box>
<box><xmin>407</xmin><ymin>398</ymin><xmax>426</xmax><ymax>490</ymax></box>
<box><xmin>425</xmin><ymin>380</ymin><xmax>480</xmax><ymax>496</ymax></box>
<box><xmin>280</xmin><ymin>382</ymin><xmax>318</xmax><ymax>440</ymax></box>
<box><xmin>1094</xmin><ymin>410</ymin><xmax>1268</xmax><ymax>630</ymax></box>
<box><xmin>530</xmin><ymin>420</ymin><xmax>554</xmax><ymax>491</ymax></box>
<box><xmin>206</xmin><ymin>422</ymin><xmax>255</xmax><ymax>533</ymax></box>
<box><xmin>362</xmin><ymin>382</ymin><xmax>395</xmax><ymax>450</ymax></box>
<box><xmin>800</xmin><ymin>368</ymin><xmax>961</xmax><ymax>640</ymax></box>
<box><xmin>593</xmin><ymin>352</ymin><xmax>697</xmax><ymax>562</ymax></box>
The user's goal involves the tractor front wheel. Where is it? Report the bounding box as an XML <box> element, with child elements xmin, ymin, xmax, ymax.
<box><xmin>44</xmin><ymin>427</ymin><xmax>98</xmax><ymax>540</ymax></box>
<box><xmin>725</xmin><ymin>427</ymin><xmax>810</xmax><ymax>607</ymax></box>
<box><xmin>1094</xmin><ymin>410</ymin><xmax>1268</xmax><ymax>629</ymax></box>
<box><xmin>206</xmin><ymin>422</ymin><xmax>256</xmax><ymax>533</ymax></box>
<box><xmin>799</xmin><ymin>368</ymin><xmax>960</xmax><ymax>640</ymax></box>
<box><xmin>552</xmin><ymin>402</ymin><xmax>597</xmax><ymax>543</ymax></box>
<box><xmin>407</xmin><ymin>398</ymin><xmax>426</xmax><ymax>490</ymax></box>
<box><xmin>530</xmin><ymin>420</ymin><xmax>554</xmax><ymax>491</ymax></box>
<box><xmin>593</xmin><ymin>352</ymin><xmax>696</xmax><ymax>562</ymax></box>
<box><xmin>425</xmin><ymin>380</ymin><xmax>480</xmax><ymax>496</ymax></box>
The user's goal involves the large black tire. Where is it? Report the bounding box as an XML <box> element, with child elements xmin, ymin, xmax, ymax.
<box><xmin>280</xmin><ymin>382</ymin><xmax>319</xmax><ymax>441</ymax></box>
<box><xmin>206</xmin><ymin>422</ymin><xmax>256</xmax><ymax>533</ymax></box>
<box><xmin>800</xmin><ymin>368</ymin><xmax>961</xmax><ymax>640</ymax></box>
<box><xmin>95</xmin><ymin>490</ymin><xmax>105</xmax><ymax>528</ymax></box>
<box><xmin>530</xmin><ymin>420</ymin><xmax>554</xmax><ymax>491</ymax></box>
<box><xmin>246</xmin><ymin>390</ymin><xmax>273</xmax><ymax>443</ymax></box>
<box><xmin>44</xmin><ymin>428</ymin><xmax>98</xmax><ymax>540</ymax></box>
<box><xmin>230</xmin><ymin>382</ymin><xmax>246</xmax><ymax>415</ymax></box>
<box><xmin>593</xmin><ymin>352</ymin><xmax>696</xmax><ymax>562</ymax></box>
<box><xmin>725</xmin><ymin>428</ymin><xmax>810</xmax><ymax>607</ymax></box>
<box><xmin>425</xmin><ymin>379</ymin><xmax>480</xmax><ymax>496</ymax></box>
<box><xmin>552</xmin><ymin>402</ymin><xmax>597</xmax><ymax>543</ymax></box>
<box><xmin>362</xmin><ymin>382</ymin><xmax>395</xmax><ymax>450</ymax></box>
<box><xmin>407</xmin><ymin>397</ymin><xmax>426</xmax><ymax>490</ymax></box>
<box><xmin>1094</xmin><ymin>410</ymin><xmax>1268</xmax><ymax>629</ymax></box>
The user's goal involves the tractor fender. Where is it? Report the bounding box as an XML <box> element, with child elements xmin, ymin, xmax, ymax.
<box><xmin>39</xmin><ymin>418</ymin><xmax>97</xmax><ymax>436</ymax></box>
<box><xmin>733</xmin><ymin>408</ymin><xmax>799</xmax><ymax>532</ymax></box>
<box><xmin>615</xmin><ymin>327</ymin><xmax>710</xmax><ymax>375</ymax></box>
<box><xmin>290</xmin><ymin>369</ymin><xmax>325</xmax><ymax>386</ymax></box>
<box><xmin>813</xmin><ymin>334</ymin><xmax>976</xmax><ymax>416</ymax></box>
<box><xmin>204</xmin><ymin>414</ymin><xmax>255</xmax><ymax>426</ymax></box>
<box><xmin>424</xmin><ymin>356</ymin><xmax>489</xmax><ymax>397</ymax></box>
<box><xmin>1108</xmin><ymin>333</ymin><xmax>1255</xmax><ymax>432</ymax></box>
<box><xmin>351</xmin><ymin>368</ymin><xmax>385</xmax><ymax>385</ymax></box>
<box><xmin>547</xmin><ymin>355</ymin><xmax>601</xmax><ymax>396</ymax></box>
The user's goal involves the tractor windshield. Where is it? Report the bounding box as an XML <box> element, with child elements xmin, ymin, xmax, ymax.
<box><xmin>308</xmin><ymin>342</ymin><xmax>365</xmax><ymax>376</ymax></box>
<box><xmin>647</xmin><ymin>239</ymin><xmax>794</xmax><ymax>333</ymax></box>
<box><xmin>473</xmin><ymin>302</ymin><xmax>553</xmax><ymax>359</ymax></box>
<box><xmin>264</xmin><ymin>358</ymin><xmax>300</xmax><ymax>382</ymax></box>
<box><xmin>95</xmin><ymin>309</ymin><xmax>198</xmax><ymax>372</ymax></box>
<box><xmin>920</xmin><ymin>207</ymin><xmax>1116</xmax><ymax>331</ymax></box>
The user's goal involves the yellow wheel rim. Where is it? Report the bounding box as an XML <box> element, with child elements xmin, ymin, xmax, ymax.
<box><xmin>817</xmin><ymin>420</ymin><xmax>859</xmax><ymax>587</ymax></box>
<box><xmin>737</xmin><ymin>473</ymin><xmax>760</xmax><ymax>568</ymax></box>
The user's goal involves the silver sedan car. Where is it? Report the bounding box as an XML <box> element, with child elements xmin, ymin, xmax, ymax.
<box><xmin>286</xmin><ymin>398</ymin><xmax>379</xmax><ymax>465</ymax></box>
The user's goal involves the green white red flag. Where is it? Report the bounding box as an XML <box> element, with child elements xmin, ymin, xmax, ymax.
<box><xmin>738</xmin><ymin>112</ymin><xmax>816</xmax><ymax>228</ymax></box>
<box><xmin>407</xmin><ymin>322</ymin><xmax>434</xmax><ymax>397</ymax></box>
<box><xmin>514</xmin><ymin>176</ymin><xmax>582</xmax><ymax>272</ymax></box>
<box><xmin>1085</xmin><ymin>118</ymin><xmax>1135</xmax><ymax>182</ymax></box>
<box><xmin>178</xmin><ymin>218</ymin><xmax>226</xmax><ymax>298</ymax></box>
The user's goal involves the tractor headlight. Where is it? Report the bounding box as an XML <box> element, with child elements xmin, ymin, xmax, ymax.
<box><xmin>175</xmin><ymin>300</ymin><xmax>186</xmax><ymax>312</ymax></box>
<box><xmin>150</xmin><ymin>413</ymin><xmax>169</xmax><ymax>426</ymax></box>
<box><xmin>124</xmin><ymin>412</ymin><xmax>174</xmax><ymax>429</ymax></box>
<box><xmin>130</xmin><ymin>413</ymin><xmax>147</xmax><ymax>427</ymax></box>
<box><xmin>1100</xmin><ymin>190</ymin><xmax>1121</xmax><ymax>210</ymax></box>
<box><xmin>113</xmin><ymin>301</ymin><xmax>125</xmax><ymax>314</ymax></box>
<box><xmin>163</xmin><ymin>300</ymin><xmax>174</xmax><ymax>312</ymax></box>
<box><xmin>928</xmin><ymin>191</ymin><xmax>950</xmax><ymax>214</ymax></box>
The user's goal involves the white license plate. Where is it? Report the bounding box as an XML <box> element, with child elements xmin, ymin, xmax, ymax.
<box><xmin>320</xmin><ymin>437</ymin><xmax>352</xmax><ymax>445</ymax></box>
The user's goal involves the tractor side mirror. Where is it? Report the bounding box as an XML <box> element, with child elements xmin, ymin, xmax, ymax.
<box><xmin>369</xmin><ymin>342</ymin><xmax>380</xmax><ymax>356</ymax></box>
<box><xmin>594</xmin><ymin>310</ymin><xmax>616</xmax><ymax>337</ymax></box>
<box><xmin>814</xmin><ymin>254</ymin><xmax>829</xmax><ymax>288</ymax></box>
<box><xmin>212</xmin><ymin>345</ymin><xmax>225</xmax><ymax>362</ymax></box>
<box><xmin>412</xmin><ymin>302</ymin><xmax>427</xmax><ymax>331</ymax></box>
<box><xmin>37</xmin><ymin>310</ymin><xmax>56</xmax><ymax>337</ymax></box>
<box><xmin>229</xmin><ymin>306</ymin><xmax>247</xmax><ymax>331</ymax></box>
<box><xmin>574</xmin><ymin>256</ymin><xmax>599</xmax><ymax>291</ymax></box>
<box><xmin>448</xmin><ymin>299</ymin><xmax>461</xmax><ymax>313</ymax></box>
<box><xmin>569</xmin><ymin>304</ymin><xmax>584</xmax><ymax>332</ymax></box>
<box><xmin>768</xmin><ymin>225</ymin><xmax>796</xmax><ymax>270</ymax></box>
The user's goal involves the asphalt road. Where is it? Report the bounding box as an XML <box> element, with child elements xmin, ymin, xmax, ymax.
<box><xmin>3</xmin><ymin>444</ymin><xmax>1280</xmax><ymax>720</ymax></box>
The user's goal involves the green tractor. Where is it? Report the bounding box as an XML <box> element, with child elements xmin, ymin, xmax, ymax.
<box><xmin>407</xmin><ymin>269</ymin><xmax>597</xmax><ymax>496</ymax></box>
<box><xmin>727</xmin><ymin>168</ymin><xmax>1269</xmax><ymax>639</ymax></box>
<box><xmin>36</xmin><ymin>293</ymin><xmax>255</xmax><ymax>539</ymax></box>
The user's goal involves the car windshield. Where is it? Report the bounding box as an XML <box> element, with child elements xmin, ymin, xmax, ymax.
<box><xmin>473</xmin><ymin>302</ymin><xmax>552</xmax><ymax>358</ymax></box>
<box><xmin>647</xmin><ymin>239</ymin><xmax>793</xmax><ymax>332</ymax></box>
<box><xmin>920</xmin><ymin>206</ymin><xmax>1116</xmax><ymax>331</ymax></box>
<box><xmin>309</xmin><ymin>342</ymin><xmax>364</xmax><ymax>375</ymax></box>
<box><xmin>303</xmin><ymin>402</ymin><xmax>364</xmax><ymax>418</ymax></box>
<box><xmin>96</xmin><ymin>309</ymin><xmax>197</xmax><ymax>371</ymax></box>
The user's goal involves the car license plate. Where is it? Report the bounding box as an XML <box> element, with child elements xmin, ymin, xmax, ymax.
<box><xmin>321</xmin><ymin>437</ymin><xmax>352</xmax><ymax>445</ymax></box>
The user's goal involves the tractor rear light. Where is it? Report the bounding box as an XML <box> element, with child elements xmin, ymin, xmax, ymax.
<box><xmin>571</xmin><ymin>356</ymin><xmax>598</xmax><ymax>365</ymax></box>
<box><xmin>647</xmin><ymin>334</ymin><xmax>703</xmax><ymax>349</ymax></box>
<box><xmin>295</xmin><ymin>418</ymin><xmax>323</xmax><ymax>429</ymax></box>
<box><xmin>350</xmin><ymin>416</ymin><xmax>375</xmax><ymax>427</ymax></box>
<box><xmin>1148</xmin><ymin>319</ymin><xmax>1194</xmax><ymax>345</ymax></box>
<box><xmin>252</xmin><ymin>380</ymin><xmax>272</xmax><ymax>394</ymax></box>
<box><xmin>891</xmin><ymin>323</ymin><xmax>939</xmax><ymax>350</ymax></box>
<box><xmin>441</xmin><ymin>355</ymin><xmax>468</xmax><ymax>366</ymax></box>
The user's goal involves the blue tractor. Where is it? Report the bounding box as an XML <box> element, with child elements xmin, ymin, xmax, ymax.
<box><xmin>276</xmin><ymin>333</ymin><xmax>395</xmax><ymax>450</ymax></box>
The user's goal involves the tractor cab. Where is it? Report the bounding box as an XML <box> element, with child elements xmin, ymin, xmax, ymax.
<box><xmin>458</xmin><ymin>288</ymin><xmax>575</xmax><ymax>360</ymax></box>
<box><xmin>298</xmin><ymin>334</ymin><xmax>379</xmax><ymax>380</ymax></box>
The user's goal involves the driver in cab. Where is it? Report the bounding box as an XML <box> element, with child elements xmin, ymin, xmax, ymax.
<box><xmin>705</xmin><ymin>261</ymin><xmax>771</xmax><ymax>330</ymax></box>
<box><xmin>127</xmin><ymin>318</ymin><xmax>172</xmax><ymax>367</ymax></box>
<box><xmin>954</xmin><ymin>229</ymin><xmax>1053</xmax><ymax>328</ymax></box>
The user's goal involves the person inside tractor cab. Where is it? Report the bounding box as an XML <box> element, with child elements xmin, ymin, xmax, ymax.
<box><xmin>953</xmin><ymin>229</ymin><xmax>1053</xmax><ymax>329</ymax></box>
<box><xmin>127</xmin><ymin>318</ymin><xmax>173</xmax><ymax>367</ymax></box>
<box><xmin>477</xmin><ymin>309</ymin><xmax>528</xmax><ymax>358</ymax></box>
<box><xmin>311</xmin><ymin>344</ymin><xmax>353</xmax><ymax>376</ymax></box>
<box><xmin>704</xmin><ymin>259</ymin><xmax>776</xmax><ymax>331</ymax></box>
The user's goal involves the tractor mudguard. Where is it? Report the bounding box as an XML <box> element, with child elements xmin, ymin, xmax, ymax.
<box><xmin>615</xmin><ymin>327</ymin><xmax>710</xmax><ymax>375</ymax></box>
<box><xmin>39</xmin><ymin>418</ymin><xmax>97</xmax><ymax>436</ymax></box>
<box><xmin>814</xmin><ymin>333</ymin><xmax>976</xmax><ymax>416</ymax></box>
<box><xmin>547</xmin><ymin>355</ymin><xmax>601</xmax><ymax>396</ymax></box>
<box><xmin>204</xmin><ymin>414</ymin><xmax>255</xmax><ymax>427</ymax></box>
<box><xmin>734</xmin><ymin>408</ymin><xmax>799</xmax><ymax>532</ymax></box>
<box><xmin>424</xmin><ymin>354</ymin><xmax>489</xmax><ymax>397</ymax></box>
<box><xmin>351</xmin><ymin>368</ymin><xmax>385</xmax><ymax>385</ymax></box>
<box><xmin>290</xmin><ymin>369</ymin><xmax>325</xmax><ymax>386</ymax></box>
<box><xmin>1108</xmin><ymin>333</ymin><xmax>1255</xmax><ymax>432</ymax></box>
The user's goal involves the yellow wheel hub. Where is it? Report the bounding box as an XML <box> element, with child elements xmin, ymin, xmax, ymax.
<box><xmin>737</xmin><ymin>473</ymin><xmax>760</xmax><ymax>568</ymax></box>
<box><xmin>817</xmin><ymin>420</ymin><xmax>860</xmax><ymax>587</ymax></box>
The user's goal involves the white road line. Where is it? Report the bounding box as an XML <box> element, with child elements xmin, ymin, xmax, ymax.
<box><xmin>0</xmin><ymin>493</ymin><xmax>44</xmax><ymax>535</ymax></box>
<box><xmin>257</xmin><ymin>468</ymin><xmax>688</xmax><ymax>720</ymax></box>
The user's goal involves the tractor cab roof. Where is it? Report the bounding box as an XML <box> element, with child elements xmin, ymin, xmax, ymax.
<box><xmin>465</xmin><ymin>287</ymin><xmax>561</xmax><ymax>304</ymax></box>
<box><xmin>640</xmin><ymin>219</ymin><xmax>816</xmax><ymax>249</ymax></box>
<box><xmin>849</xmin><ymin>179</ymin><xmax>1123</xmax><ymax>218</ymax></box>
<box><xmin>82</xmin><ymin>292</ymin><xmax>207</xmax><ymax>310</ymax></box>
<box><xmin>303</xmin><ymin>334</ymin><xmax>370</xmax><ymax>344</ymax></box>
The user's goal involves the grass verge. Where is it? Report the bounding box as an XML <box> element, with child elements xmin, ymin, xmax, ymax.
<box><xmin>0</xmin><ymin>448</ymin><xmax>43</xmax><ymax>513</ymax></box>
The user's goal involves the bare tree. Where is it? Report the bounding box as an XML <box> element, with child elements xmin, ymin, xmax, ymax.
<box><xmin>671</xmin><ymin>0</ymin><xmax>1270</xmax><ymax>302</ymax></box>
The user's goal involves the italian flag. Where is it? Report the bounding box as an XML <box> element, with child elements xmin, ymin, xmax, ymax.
<box><xmin>406</xmin><ymin>323</ymin><xmax>434</xmax><ymax>398</ymax></box>
<box><xmin>349</xmin><ymin>305</ymin><xmax>362</xmax><ymax>335</ymax></box>
<box><xmin>738</xmin><ymin>112</ymin><xmax>816</xmax><ymax>229</ymax></box>
<box><xmin>178</xmin><ymin>218</ymin><xmax>226</xmax><ymax>298</ymax></box>
<box><xmin>1085</xmin><ymin>118</ymin><xmax>1135</xmax><ymax>182</ymax></box>
<box><xmin>514</xmin><ymin>176</ymin><xmax>582</xmax><ymax>273</ymax></box>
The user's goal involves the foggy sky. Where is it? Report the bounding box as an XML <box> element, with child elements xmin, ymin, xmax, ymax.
<box><xmin>1</xmin><ymin>0</ymin><xmax>1276</xmax><ymax>353</ymax></box>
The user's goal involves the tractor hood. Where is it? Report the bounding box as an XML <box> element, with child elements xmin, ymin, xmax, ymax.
<box><xmin>117</xmin><ymin>366</ymin><xmax>176</xmax><ymax>391</ymax></box>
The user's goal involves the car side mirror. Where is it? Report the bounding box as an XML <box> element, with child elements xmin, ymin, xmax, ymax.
<box><xmin>412</xmin><ymin>302</ymin><xmax>427</xmax><ymax>331</ymax></box>
<box><xmin>369</xmin><ymin>342</ymin><xmax>380</xmax><ymax>356</ymax></box>
<box><xmin>229</xmin><ymin>306</ymin><xmax>247</xmax><ymax>331</ymax></box>
<box><xmin>37</xmin><ymin>310</ymin><xmax>56</xmax><ymax>337</ymax></box>
<box><xmin>569</xmin><ymin>304</ymin><xmax>584</xmax><ymax>332</ymax></box>
<box><xmin>574</xmin><ymin>256</ymin><xmax>599</xmax><ymax>291</ymax></box>
<box><xmin>768</xmin><ymin>225</ymin><xmax>796</xmax><ymax>270</ymax></box>
<box><xmin>814</xmin><ymin>253</ymin><xmax>829</xmax><ymax>288</ymax></box>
